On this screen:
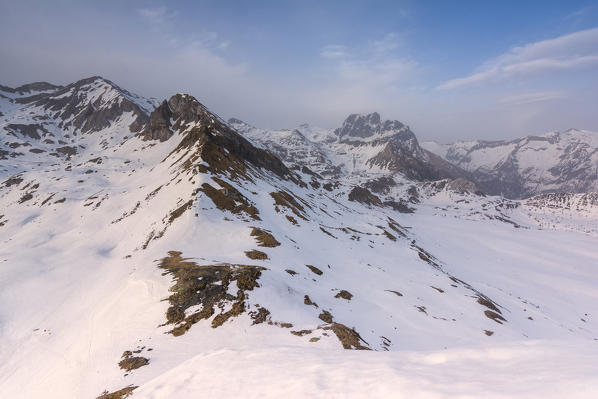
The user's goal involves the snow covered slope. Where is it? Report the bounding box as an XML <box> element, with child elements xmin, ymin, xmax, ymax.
<box><xmin>0</xmin><ymin>78</ymin><xmax>597</xmax><ymax>399</ymax></box>
<box><xmin>422</xmin><ymin>129</ymin><xmax>598</xmax><ymax>199</ymax></box>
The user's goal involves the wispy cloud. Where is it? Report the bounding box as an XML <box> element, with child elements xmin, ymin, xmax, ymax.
<box><xmin>499</xmin><ymin>91</ymin><xmax>566</xmax><ymax>106</ymax></box>
<box><xmin>138</xmin><ymin>6</ymin><xmax>176</xmax><ymax>32</ymax></box>
<box><xmin>438</xmin><ymin>27</ymin><xmax>598</xmax><ymax>90</ymax></box>
<box><xmin>319</xmin><ymin>45</ymin><xmax>347</xmax><ymax>59</ymax></box>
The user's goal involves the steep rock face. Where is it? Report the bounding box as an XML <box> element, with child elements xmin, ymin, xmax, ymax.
<box><xmin>366</xmin><ymin>134</ymin><xmax>466</xmax><ymax>181</ymax></box>
<box><xmin>14</xmin><ymin>76</ymin><xmax>152</xmax><ymax>134</ymax></box>
<box><xmin>142</xmin><ymin>100</ymin><xmax>173</xmax><ymax>141</ymax></box>
<box><xmin>146</xmin><ymin>95</ymin><xmax>290</xmax><ymax>178</ymax></box>
<box><xmin>335</xmin><ymin>112</ymin><xmax>405</xmax><ymax>139</ymax></box>
<box><xmin>423</xmin><ymin>129</ymin><xmax>598</xmax><ymax>199</ymax></box>
<box><xmin>234</xmin><ymin>113</ymin><xmax>469</xmax><ymax>184</ymax></box>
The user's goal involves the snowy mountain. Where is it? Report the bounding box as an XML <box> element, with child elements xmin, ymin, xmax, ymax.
<box><xmin>422</xmin><ymin>129</ymin><xmax>598</xmax><ymax>199</ymax></box>
<box><xmin>1</xmin><ymin>77</ymin><xmax>598</xmax><ymax>399</ymax></box>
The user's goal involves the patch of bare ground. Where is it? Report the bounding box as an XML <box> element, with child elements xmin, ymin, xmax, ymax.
<box><xmin>318</xmin><ymin>310</ymin><xmax>333</xmax><ymax>323</ymax></box>
<box><xmin>200</xmin><ymin>177</ymin><xmax>260</xmax><ymax>220</ymax></box>
<box><xmin>285</xmin><ymin>269</ymin><xmax>297</xmax><ymax>275</ymax></box>
<box><xmin>40</xmin><ymin>193</ymin><xmax>56</xmax><ymax>206</ymax></box>
<box><xmin>334</xmin><ymin>290</ymin><xmax>353</xmax><ymax>300</ymax></box>
<box><xmin>97</xmin><ymin>386</ymin><xmax>137</xmax><ymax>399</ymax></box>
<box><xmin>18</xmin><ymin>193</ymin><xmax>33</xmax><ymax>203</ymax></box>
<box><xmin>270</xmin><ymin>190</ymin><xmax>309</xmax><ymax>220</ymax></box>
<box><xmin>159</xmin><ymin>251</ymin><xmax>265</xmax><ymax>336</ymax></box>
<box><xmin>245</xmin><ymin>249</ymin><xmax>268</xmax><ymax>260</ymax></box>
<box><xmin>382</xmin><ymin>230</ymin><xmax>396</xmax><ymax>241</ymax></box>
<box><xmin>291</xmin><ymin>329</ymin><xmax>312</xmax><ymax>336</ymax></box>
<box><xmin>385</xmin><ymin>290</ymin><xmax>403</xmax><ymax>297</ymax></box>
<box><xmin>484</xmin><ymin>310</ymin><xmax>507</xmax><ymax>324</ymax></box>
<box><xmin>305</xmin><ymin>264</ymin><xmax>323</xmax><ymax>275</ymax></box>
<box><xmin>387</xmin><ymin>217</ymin><xmax>408</xmax><ymax>237</ymax></box>
<box><xmin>250</xmin><ymin>227</ymin><xmax>280</xmax><ymax>247</ymax></box>
<box><xmin>285</xmin><ymin>215</ymin><xmax>298</xmax><ymax>225</ymax></box>
<box><xmin>324</xmin><ymin>323</ymin><xmax>370</xmax><ymax>350</ymax></box>
<box><xmin>2</xmin><ymin>175</ymin><xmax>23</xmax><ymax>187</ymax></box>
<box><xmin>485</xmin><ymin>330</ymin><xmax>494</xmax><ymax>336</ymax></box>
<box><xmin>411</xmin><ymin>242</ymin><xmax>441</xmax><ymax>269</ymax></box>
<box><xmin>477</xmin><ymin>295</ymin><xmax>507</xmax><ymax>324</ymax></box>
<box><xmin>416</xmin><ymin>305</ymin><xmax>428</xmax><ymax>315</ymax></box>
<box><xmin>118</xmin><ymin>351</ymin><xmax>149</xmax><ymax>371</ymax></box>
<box><xmin>319</xmin><ymin>227</ymin><xmax>337</xmax><ymax>238</ymax></box>
<box><xmin>304</xmin><ymin>295</ymin><xmax>318</xmax><ymax>307</ymax></box>
<box><xmin>249</xmin><ymin>306</ymin><xmax>270</xmax><ymax>324</ymax></box>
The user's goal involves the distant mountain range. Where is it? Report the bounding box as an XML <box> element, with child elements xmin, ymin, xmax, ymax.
<box><xmin>1</xmin><ymin>77</ymin><xmax>597</xmax><ymax>398</ymax></box>
<box><xmin>422</xmin><ymin>131</ymin><xmax>598</xmax><ymax>199</ymax></box>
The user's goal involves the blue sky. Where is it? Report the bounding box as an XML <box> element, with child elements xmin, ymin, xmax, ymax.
<box><xmin>1</xmin><ymin>0</ymin><xmax>598</xmax><ymax>141</ymax></box>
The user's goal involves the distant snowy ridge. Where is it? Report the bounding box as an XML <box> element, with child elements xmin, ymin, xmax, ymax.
<box><xmin>422</xmin><ymin>129</ymin><xmax>598</xmax><ymax>199</ymax></box>
<box><xmin>1</xmin><ymin>77</ymin><xmax>597</xmax><ymax>399</ymax></box>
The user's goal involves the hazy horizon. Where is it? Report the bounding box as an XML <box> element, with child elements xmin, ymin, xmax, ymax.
<box><xmin>2</xmin><ymin>0</ymin><xmax>598</xmax><ymax>142</ymax></box>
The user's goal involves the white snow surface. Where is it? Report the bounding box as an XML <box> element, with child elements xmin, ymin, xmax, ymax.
<box><xmin>1</xmin><ymin>85</ymin><xmax>597</xmax><ymax>398</ymax></box>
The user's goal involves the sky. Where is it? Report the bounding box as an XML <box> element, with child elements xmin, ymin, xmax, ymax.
<box><xmin>1</xmin><ymin>0</ymin><xmax>597</xmax><ymax>142</ymax></box>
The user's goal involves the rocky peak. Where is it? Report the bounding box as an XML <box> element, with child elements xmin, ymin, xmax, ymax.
<box><xmin>334</xmin><ymin>112</ymin><xmax>405</xmax><ymax>139</ymax></box>
<box><xmin>13</xmin><ymin>76</ymin><xmax>151</xmax><ymax>134</ymax></box>
<box><xmin>143</xmin><ymin>94</ymin><xmax>223</xmax><ymax>142</ymax></box>
<box><xmin>144</xmin><ymin>94</ymin><xmax>291</xmax><ymax>178</ymax></box>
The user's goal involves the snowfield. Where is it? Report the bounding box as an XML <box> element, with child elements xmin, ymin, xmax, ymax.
<box><xmin>0</xmin><ymin>78</ymin><xmax>597</xmax><ymax>398</ymax></box>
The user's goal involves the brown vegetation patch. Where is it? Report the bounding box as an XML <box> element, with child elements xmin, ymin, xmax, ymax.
<box><xmin>348</xmin><ymin>186</ymin><xmax>382</xmax><ymax>206</ymax></box>
<box><xmin>245</xmin><ymin>249</ymin><xmax>268</xmax><ymax>260</ymax></box>
<box><xmin>305</xmin><ymin>264</ymin><xmax>323</xmax><ymax>276</ymax></box>
<box><xmin>285</xmin><ymin>269</ymin><xmax>297</xmax><ymax>275</ymax></box>
<box><xmin>382</xmin><ymin>230</ymin><xmax>396</xmax><ymax>241</ymax></box>
<box><xmin>385</xmin><ymin>290</ymin><xmax>403</xmax><ymax>297</ymax></box>
<box><xmin>334</xmin><ymin>290</ymin><xmax>353</xmax><ymax>300</ymax></box>
<box><xmin>118</xmin><ymin>351</ymin><xmax>149</xmax><ymax>371</ymax></box>
<box><xmin>320</xmin><ymin>227</ymin><xmax>337</xmax><ymax>238</ymax></box>
<box><xmin>416</xmin><ymin>305</ymin><xmax>427</xmax><ymax>315</ymax></box>
<box><xmin>168</xmin><ymin>200</ymin><xmax>193</xmax><ymax>223</ymax></box>
<box><xmin>431</xmin><ymin>286</ymin><xmax>444</xmax><ymax>293</ymax></box>
<box><xmin>324</xmin><ymin>323</ymin><xmax>370</xmax><ymax>350</ymax></box>
<box><xmin>485</xmin><ymin>330</ymin><xmax>494</xmax><ymax>336</ymax></box>
<box><xmin>318</xmin><ymin>310</ymin><xmax>333</xmax><ymax>323</ymax></box>
<box><xmin>159</xmin><ymin>251</ymin><xmax>265</xmax><ymax>336</ymax></box>
<box><xmin>477</xmin><ymin>296</ymin><xmax>502</xmax><ymax>314</ymax></box>
<box><xmin>250</xmin><ymin>227</ymin><xmax>280</xmax><ymax>247</ymax></box>
<box><xmin>270</xmin><ymin>191</ymin><xmax>308</xmax><ymax>220</ymax></box>
<box><xmin>249</xmin><ymin>307</ymin><xmax>271</xmax><ymax>325</ymax></box>
<box><xmin>201</xmin><ymin>178</ymin><xmax>260</xmax><ymax>220</ymax></box>
<box><xmin>304</xmin><ymin>295</ymin><xmax>318</xmax><ymax>307</ymax></box>
<box><xmin>97</xmin><ymin>386</ymin><xmax>138</xmax><ymax>399</ymax></box>
<box><xmin>484</xmin><ymin>310</ymin><xmax>507</xmax><ymax>324</ymax></box>
<box><xmin>291</xmin><ymin>329</ymin><xmax>312</xmax><ymax>336</ymax></box>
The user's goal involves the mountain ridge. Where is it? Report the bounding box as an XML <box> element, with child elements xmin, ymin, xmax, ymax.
<box><xmin>1</xmin><ymin>77</ymin><xmax>597</xmax><ymax>398</ymax></box>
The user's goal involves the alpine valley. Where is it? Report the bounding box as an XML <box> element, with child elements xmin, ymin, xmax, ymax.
<box><xmin>1</xmin><ymin>77</ymin><xmax>597</xmax><ymax>399</ymax></box>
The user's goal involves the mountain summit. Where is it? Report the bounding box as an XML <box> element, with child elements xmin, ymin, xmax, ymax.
<box><xmin>334</xmin><ymin>112</ymin><xmax>407</xmax><ymax>139</ymax></box>
<box><xmin>1</xmin><ymin>77</ymin><xmax>597</xmax><ymax>398</ymax></box>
